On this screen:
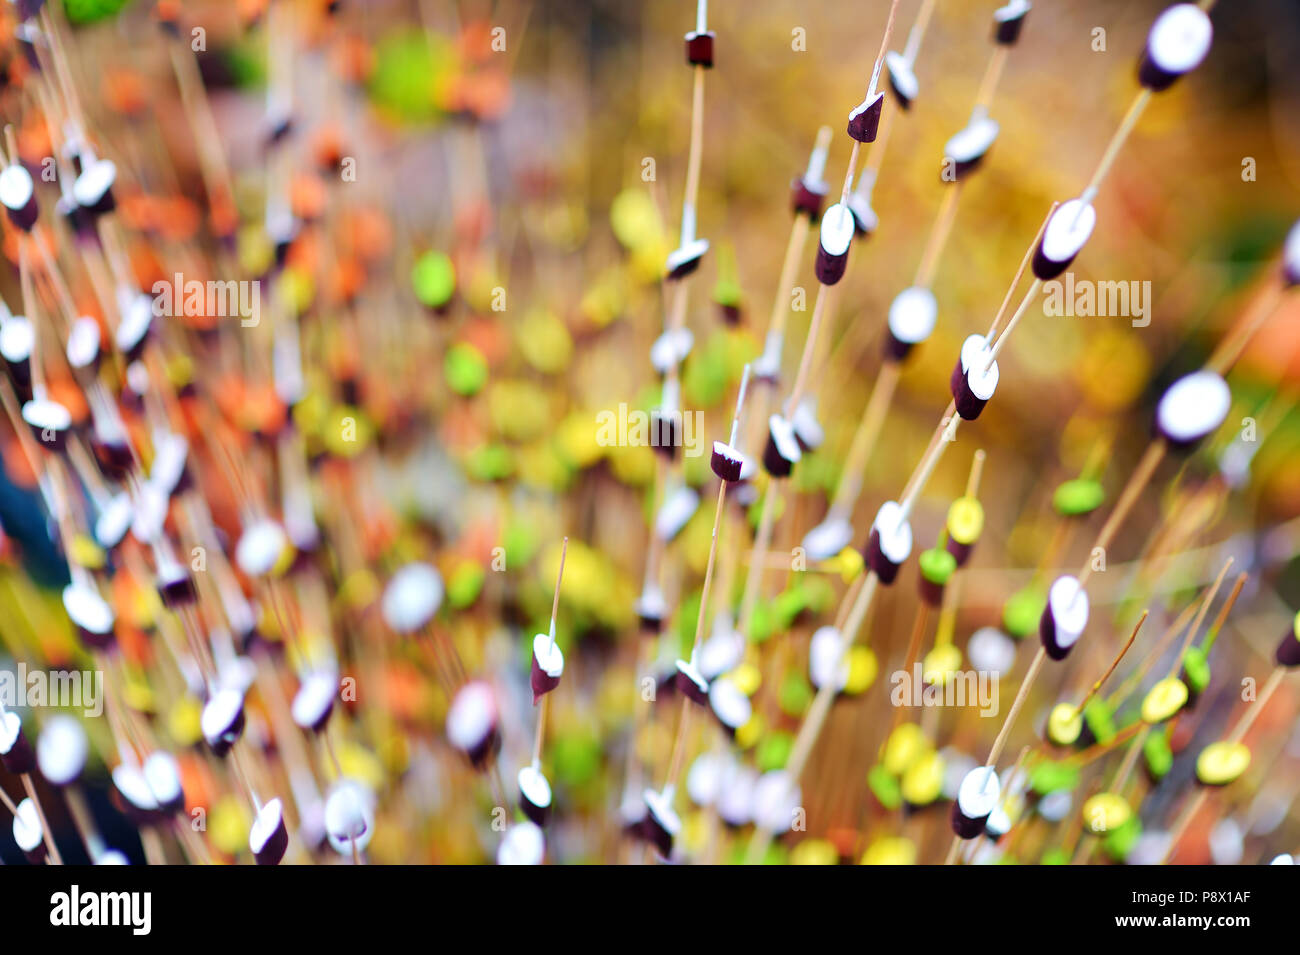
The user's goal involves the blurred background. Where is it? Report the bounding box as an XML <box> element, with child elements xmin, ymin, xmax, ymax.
<box><xmin>1</xmin><ymin>0</ymin><xmax>1299</xmax><ymax>865</ymax></box>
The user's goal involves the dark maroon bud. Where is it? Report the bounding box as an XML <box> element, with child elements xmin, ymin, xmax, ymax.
<box><xmin>268</xmin><ymin>211</ymin><xmax>299</xmax><ymax>268</ymax></box>
<box><xmin>884</xmin><ymin>287</ymin><xmax>937</xmax><ymax>362</ymax></box>
<box><xmin>709</xmin><ymin>679</ymin><xmax>751</xmax><ymax>738</ymax></box>
<box><xmin>950</xmin><ymin>800</ymin><xmax>985</xmax><ymax>839</ymax></box>
<box><xmin>1</xmin><ymin>316</ymin><xmax>35</xmax><ymax>401</ymax></box>
<box><xmin>1138</xmin><ymin>4</ymin><xmax>1212</xmax><ymax>92</ymax></box>
<box><xmin>642</xmin><ymin>789</ymin><xmax>680</xmax><ymax>857</ymax></box>
<box><xmin>814</xmin><ymin>204</ymin><xmax>855</xmax><ymax>285</ymax></box>
<box><xmin>710</xmin><ymin>440</ymin><xmax>744</xmax><ymax>482</ymax></box>
<box><xmin>943</xmin><ymin>113</ymin><xmax>1000</xmax><ymax>181</ymax></box>
<box><xmin>157</xmin><ymin>564</ymin><xmax>198</xmax><ymax>608</ymax></box>
<box><xmin>947</xmin><ymin>799</ymin><xmax>981</xmax><ymax>838</ymax></box>
<box><xmin>651</xmin><ymin>408</ymin><xmax>680</xmax><ymax>459</ymax></box>
<box><xmin>763</xmin><ymin>414</ymin><xmax>801</xmax><ymax>477</ymax></box>
<box><xmin>0</xmin><ymin>711</ymin><xmax>36</xmax><ymax>775</ymax></box>
<box><xmin>947</xmin><ymin>537</ymin><xmax>973</xmax><ymax>567</ymax></box>
<box><xmin>58</xmin><ymin>193</ymin><xmax>99</xmax><ymax>245</ymax></box>
<box><xmin>1276</xmin><ymin>627</ymin><xmax>1300</xmax><ymax>668</ymax></box>
<box><xmin>675</xmin><ymin>659</ymin><xmax>710</xmax><ymax>705</ymax></box>
<box><xmin>951</xmin><ymin>767</ymin><xmax>1000</xmax><ymax>839</ymax></box>
<box><xmin>791</xmin><ymin>400</ymin><xmax>824</xmax><ymax>452</ymax></box>
<box><xmin>882</xmin><ymin>332</ymin><xmax>910</xmax><ymax>362</ymax></box>
<box><xmin>201</xmin><ymin>689</ymin><xmax>247</xmax><ymax>757</ymax></box>
<box><xmin>621</xmin><ymin>795</ymin><xmax>649</xmax><ymax>842</ymax></box>
<box><xmin>919</xmin><ymin>574</ymin><xmax>945</xmax><ymax>607</ymax></box>
<box><xmin>236</xmin><ymin>622</ymin><xmax>266</xmax><ymax>655</ymax></box>
<box><xmin>121</xmin><ymin>360</ymin><xmax>150</xmax><ymax>414</ymax></box>
<box><xmin>864</xmin><ymin>528</ymin><xmax>890</xmax><ymax>579</ymax></box>
<box><xmin>74</xmin><ymin>159</ymin><xmax>118</xmax><ymax>218</ymax></box>
<box><xmin>666</xmin><ymin>235</ymin><xmax>709</xmax><ymax>280</ymax></box>
<box><xmin>993</xmin><ymin>0</ymin><xmax>1031</xmax><ymax>45</ymax></box>
<box><xmin>292</xmin><ymin>672</ymin><xmax>338</xmax><ymax>733</ymax></box>
<box><xmin>885</xmin><ymin>52</ymin><xmax>918</xmax><ymax>110</ymax></box>
<box><xmin>322</xmin><ymin>783</ymin><xmax>375</xmax><ymax>860</ymax></box>
<box><xmin>250</xmin><ymin>798</ymin><xmax>289</xmax><ymax>865</ymax></box>
<box><xmin>1039</xmin><ymin>575</ymin><xmax>1088</xmax><ymax>661</ymax></box>
<box><xmin>984</xmin><ymin>809</ymin><xmax>1012</xmax><ymax>841</ymax></box>
<box><xmin>655</xmin><ymin>664</ymin><xmax>679</xmax><ymax>701</ymax></box>
<box><xmin>0</xmin><ymin>165</ymin><xmax>38</xmax><ymax>232</ymax></box>
<box><xmin>467</xmin><ymin>727</ymin><xmax>502</xmax><ymax>769</ymax></box>
<box><xmin>518</xmin><ymin>765</ymin><xmax>553</xmax><ymax>827</ymax></box>
<box><xmin>64</xmin><ymin>581</ymin><xmax>116</xmax><ymax>650</ymax></box>
<box><xmin>790</xmin><ymin>127</ymin><xmax>831</xmax><ymax>220</ymax></box>
<box><xmin>864</xmin><ymin>501</ymin><xmax>912</xmax><ymax>586</ymax></box>
<box><xmin>1032</xmin><ymin>199</ymin><xmax>1096</xmax><ymax>280</ymax></box>
<box><xmin>21</xmin><ymin>398</ymin><xmax>71</xmax><ymax>452</ymax></box>
<box><xmin>846</xmin><ymin>91</ymin><xmax>885</xmax><ymax>143</ymax></box>
<box><xmin>949</xmin><ymin>334</ymin><xmax>999</xmax><ymax>421</ymax></box>
<box><xmin>92</xmin><ymin>421</ymin><xmax>135</xmax><ymax>479</ymax></box>
<box><xmin>864</xmin><ymin>533</ymin><xmax>895</xmax><ymax>585</ymax></box>
<box><xmin>636</xmin><ymin>585</ymin><xmax>667</xmax><ymax>633</ymax></box>
<box><xmin>447</xmin><ymin>682</ymin><xmax>501</xmax><ymax>770</ymax></box>
<box><xmin>791</xmin><ymin>177</ymin><xmax>829</xmax><ymax>219</ymax></box>
<box><xmin>685</xmin><ymin>30</ymin><xmax>714</xmax><ymax>67</ymax></box>
<box><xmin>530</xmin><ymin>634</ymin><xmax>564</xmax><ymax>703</ymax></box>
<box><xmin>151</xmin><ymin>432</ymin><xmax>193</xmax><ymax>497</ymax></box>
<box><xmin>116</xmin><ymin>293</ymin><xmax>155</xmax><ymax>364</ymax></box>
<box><xmin>112</xmin><ymin>764</ymin><xmax>161</xmax><ymax>824</ymax></box>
